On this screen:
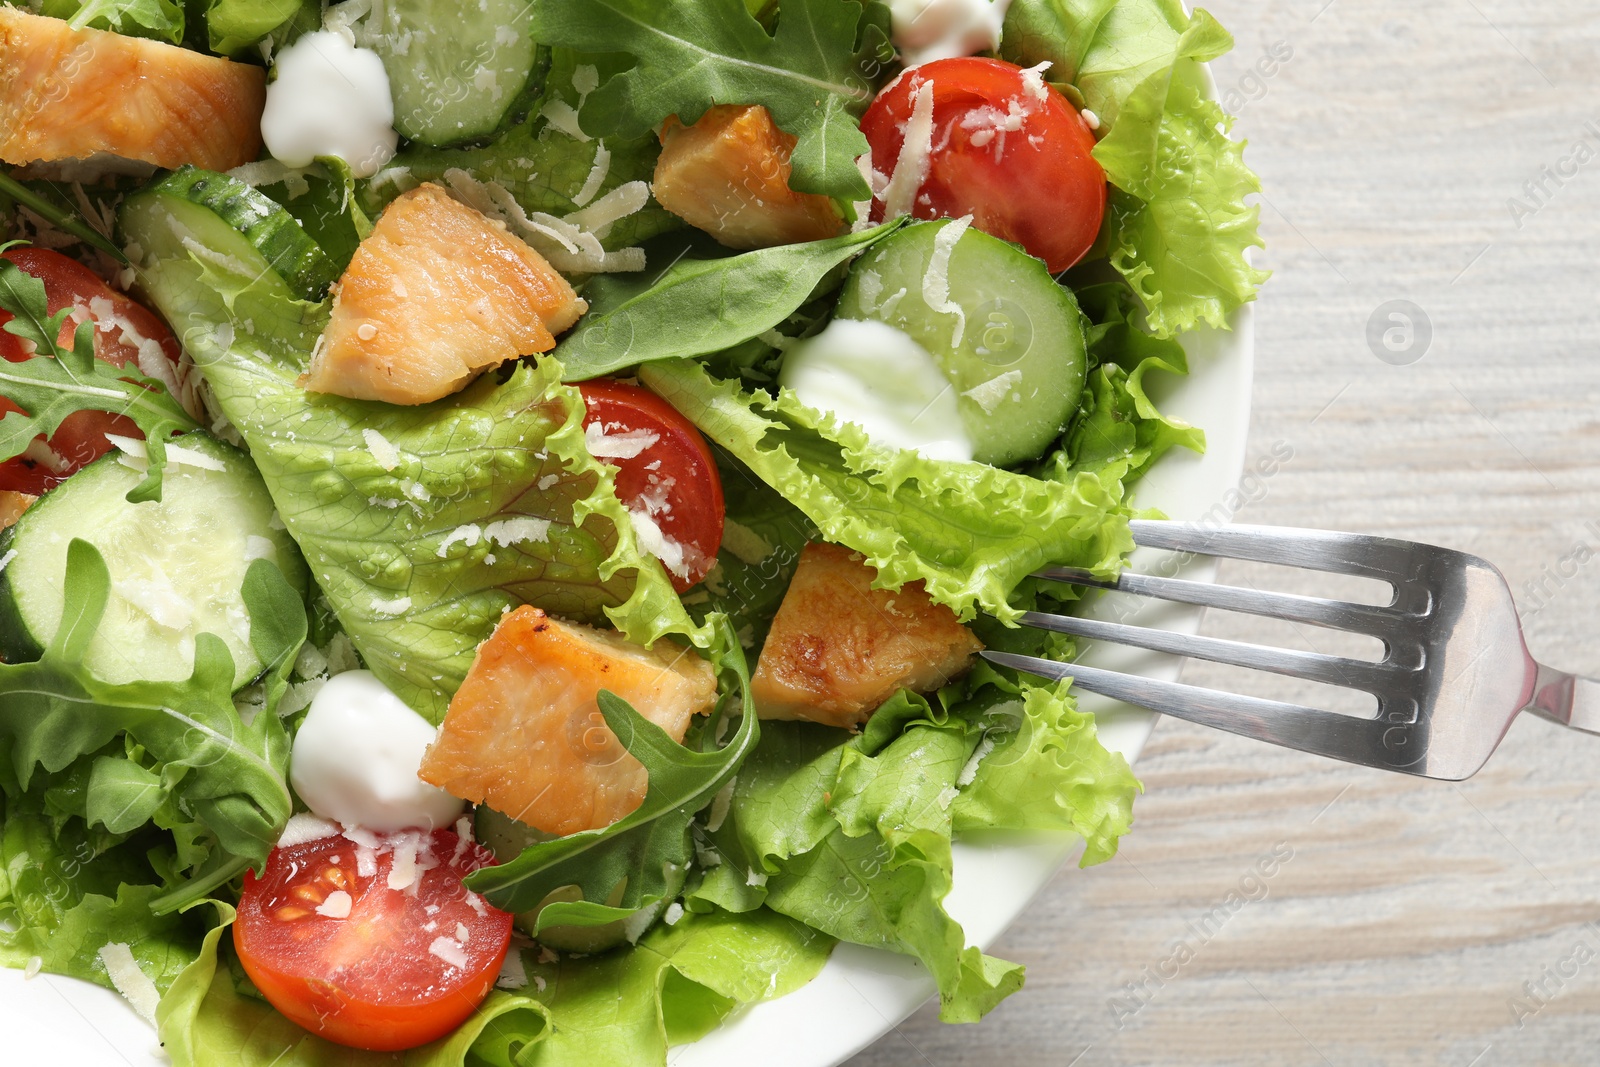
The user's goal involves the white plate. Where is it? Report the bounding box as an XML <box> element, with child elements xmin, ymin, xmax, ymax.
<box><xmin>0</xmin><ymin>301</ymin><xmax>1253</xmax><ymax>1066</ymax></box>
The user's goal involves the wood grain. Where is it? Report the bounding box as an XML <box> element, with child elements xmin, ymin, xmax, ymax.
<box><xmin>848</xmin><ymin>1</ymin><xmax>1600</xmax><ymax>1063</ymax></box>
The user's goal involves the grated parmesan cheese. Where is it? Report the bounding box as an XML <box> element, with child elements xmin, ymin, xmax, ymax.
<box><xmin>362</xmin><ymin>429</ymin><xmax>401</xmax><ymax>474</ymax></box>
<box><xmin>922</xmin><ymin>215</ymin><xmax>973</xmax><ymax>347</ymax></box>
<box><xmin>497</xmin><ymin>949</ymin><xmax>529</xmax><ymax>989</ymax></box>
<box><xmin>429</xmin><ymin>936</ymin><xmax>469</xmax><ymax>969</ymax></box>
<box><xmin>436</xmin><ymin>524</ymin><xmax>483</xmax><ymax>557</ymax></box>
<box><xmin>584</xmin><ymin>421</ymin><xmax>659</xmax><ymax>460</ymax></box>
<box><xmin>628</xmin><ymin>509</ymin><xmax>690</xmax><ymax>580</ymax></box>
<box><xmin>882</xmin><ymin>80</ymin><xmax>936</xmax><ymax>220</ymax></box>
<box><xmin>278</xmin><ymin>812</ymin><xmax>341</xmax><ymax>848</ymax></box>
<box><xmin>98</xmin><ymin>943</ymin><xmax>160</xmax><ymax>1025</ymax></box>
<box><xmin>962</xmin><ymin>369</ymin><xmax>1022</xmax><ymax>414</ymax></box>
<box><xmin>387</xmin><ymin>838</ymin><xmax>419</xmax><ymax>891</ymax></box>
<box><xmin>572</xmin><ymin>141</ymin><xmax>611</xmax><ymax>208</ymax></box>
<box><xmin>315</xmin><ymin>890</ymin><xmax>353</xmax><ymax>918</ymax></box>
<box><xmin>104</xmin><ymin>433</ymin><xmax>227</xmax><ymax>472</ymax></box>
<box><xmin>371</xmin><ymin>595</ymin><xmax>412</xmax><ymax>617</ymax></box>
<box><xmin>484</xmin><ymin>517</ymin><xmax>552</xmax><ymax>547</ymax></box>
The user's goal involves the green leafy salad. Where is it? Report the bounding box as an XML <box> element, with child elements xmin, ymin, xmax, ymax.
<box><xmin>0</xmin><ymin>0</ymin><xmax>1264</xmax><ymax>1062</ymax></box>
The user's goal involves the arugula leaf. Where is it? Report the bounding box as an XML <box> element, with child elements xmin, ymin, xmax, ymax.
<box><xmin>466</xmin><ymin>616</ymin><xmax>758</xmax><ymax>921</ymax></box>
<box><xmin>126</xmin><ymin>204</ymin><xmax>708</xmax><ymax>721</ymax></box>
<box><xmin>0</xmin><ymin>255</ymin><xmax>200</xmax><ymax>503</ymax></box>
<box><xmin>0</xmin><ymin>172</ymin><xmax>127</xmax><ymax>262</ymax></box>
<box><xmin>525</xmin><ymin>0</ymin><xmax>891</xmax><ymax>201</ymax></box>
<box><xmin>554</xmin><ymin>222</ymin><xmax>902</xmax><ymax>382</ymax></box>
<box><xmin>151</xmin><ymin>899</ymin><xmax>829</xmax><ymax>1067</ymax></box>
<box><xmin>639</xmin><ymin>359</ymin><xmax>1134</xmax><ymax>623</ymax></box>
<box><xmin>0</xmin><ymin>541</ymin><xmax>303</xmax><ymax>911</ymax></box>
<box><xmin>39</xmin><ymin>0</ymin><xmax>185</xmax><ymax>43</ymax></box>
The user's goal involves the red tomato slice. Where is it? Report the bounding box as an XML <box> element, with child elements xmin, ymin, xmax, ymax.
<box><xmin>578</xmin><ymin>379</ymin><xmax>725</xmax><ymax>593</ymax></box>
<box><xmin>0</xmin><ymin>247</ymin><xmax>185</xmax><ymax>495</ymax></box>
<box><xmin>861</xmin><ymin>57</ymin><xmax>1108</xmax><ymax>273</ymax></box>
<box><xmin>234</xmin><ymin>828</ymin><xmax>513</xmax><ymax>1052</ymax></box>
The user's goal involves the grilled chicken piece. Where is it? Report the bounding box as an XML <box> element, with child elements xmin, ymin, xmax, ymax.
<box><xmin>653</xmin><ymin>105</ymin><xmax>845</xmax><ymax>250</ymax></box>
<box><xmin>0</xmin><ymin>491</ymin><xmax>33</xmax><ymax>532</ymax></box>
<box><xmin>752</xmin><ymin>542</ymin><xmax>982</xmax><ymax>730</ymax></box>
<box><xmin>0</xmin><ymin>8</ymin><xmax>265</xmax><ymax>172</ymax></box>
<box><xmin>303</xmin><ymin>183</ymin><xmax>586</xmax><ymax>405</ymax></box>
<box><xmin>419</xmin><ymin>606</ymin><xmax>717</xmax><ymax>837</ymax></box>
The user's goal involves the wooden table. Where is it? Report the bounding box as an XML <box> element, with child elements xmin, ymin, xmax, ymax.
<box><xmin>849</xmin><ymin>1</ymin><xmax>1600</xmax><ymax>1063</ymax></box>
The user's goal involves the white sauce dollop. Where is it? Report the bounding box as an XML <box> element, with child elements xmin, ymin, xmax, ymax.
<box><xmin>778</xmin><ymin>319</ymin><xmax>973</xmax><ymax>463</ymax></box>
<box><xmin>260</xmin><ymin>30</ymin><xmax>399</xmax><ymax>178</ymax></box>
<box><xmin>886</xmin><ymin>0</ymin><xmax>1013</xmax><ymax>67</ymax></box>
<box><xmin>290</xmin><ymin>670</ymin><xmax>464</xmax><ymax>833</ymax></box>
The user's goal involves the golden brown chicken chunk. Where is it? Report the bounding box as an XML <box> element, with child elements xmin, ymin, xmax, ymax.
<box><xmin>303</xmin><ymin>184</ymin><xmax>586</xmax><ymax>405</ymax></box>
<box><xmin>751</xmin><ymin>542</ymin><xmax>982</xmax><ymax>730</ymax></box>
<box><xmin>653</xmin><ymin>105</ymin><xmax>846</xmax><ymax>250</ymax></box>
<box><xmin>419</xmin><ymin>606</ymin><xmax>717</xmax><ymax>837</ymax></box>
<box><xmin>0</xmin><ymin>8</ymin><xmax>265</xmax><ymax>172</ymax></box>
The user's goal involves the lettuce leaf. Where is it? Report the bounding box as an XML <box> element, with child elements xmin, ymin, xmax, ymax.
<box><xmin>638</xmin><ymin>359</ymin><xmax>1133</xmax><ymax>624</ymax></box>
<box><xmin>0</xmin><ymin>789</ymin><xmax>210</xmax><ymax>996</ymax></box>
<box><xmin>40</xmin><ymin>0</ymin><xmax>185</xmax><ymax>43</ymax></box>
<box><xmin>205</xmin><ymin>0</ymin><xmax>317</xmax><ymax>57</ymax></box>
<box><xmin>0</xmin><ymin>541</ymin><xmax>303</xmax><ymax>910</ymax></box>
<box><xmin>1002</xmin><ymin>1</ymin><xmax>1268</xmax><ymax>335</ymax></box>
<box><xmin>128</xmin><ymin>212</ymin><xmax>708</xmax><ymax>722</ymax></box>
<box><xmin>153</xmin><ymin>899</ymin><xmax>830</xmax><ymax>1067</ymax></box>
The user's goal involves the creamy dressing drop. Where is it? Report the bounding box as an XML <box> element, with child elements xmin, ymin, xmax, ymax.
<box><xmin>778</xmin><ymin>319</ymin><xmax>973</xmax><ymax>463</ymax></box>
<box><xmin>886</xmin><ymin>0</ymin><xmax>1013</xmax><ymax>67</ymax></box>
<box><xmin>290</xmin><ymin>670</ymin><xmax>464</xmax><ymax>832</ymax></box>
<box><xmin>260</xmin><ymin>30</ymin><xmax>399</xmax><ymax>178</ymax></box>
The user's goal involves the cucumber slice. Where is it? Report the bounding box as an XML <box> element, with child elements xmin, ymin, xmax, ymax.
<box><xmin>835</xmin><ymin>220</ymin><xmax>1088</xmax><ymax>468</ymax></box>
<box><xmin>363</xmin><ymin>0</ymin><xmax>539</xmax><ymax>146</ymax></box>
<box><xmin>122</xmin><ymin>167</ymin><xmax>338</xmax><ymax>301</ymax></box>
<box><xmin>0</xmin><ymin>434</ymin><xmax>309</xmax><ymax>690</ymax></box>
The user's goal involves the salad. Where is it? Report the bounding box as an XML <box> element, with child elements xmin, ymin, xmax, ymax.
<box><xmin>0</xmin><ymin>0</ymin><xmax>1265</xmax><ymax>1063</ymax></box>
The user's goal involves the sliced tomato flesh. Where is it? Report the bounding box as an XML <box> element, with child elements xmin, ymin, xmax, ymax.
<box><xmin>578</xmin><ymin>378</ymin><xmax>725</xmax><ymax>593</ymax></box>
<box><xmin>861</xmin><ymin>57</ymin><xmax>1108</xmax><ymax>273</ymax></box>
<box><xmin>234</xmin><ymin>828</ymin><xmax>513</xmax><ymax>1052</ymax></box>
<box><xmin>0</xmin><ymin>247</ymin><xmax>185</xmax><ymax>494</ymax></box>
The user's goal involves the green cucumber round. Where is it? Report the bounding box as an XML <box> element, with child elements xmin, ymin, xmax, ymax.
<box><xmin>365</xmin><ymin>0</ymin><xmax>540</xmax><ymax>146</ymax></box>
<box><xmin>124</xmin><ymin>167</ymin><xmax>338</xmax><ymax>301</ymax></box>
<box><xmin>835</xmin><ymin>220</ymin><xmax>1088</xmax><ymax>467</ymax></box>
<box><xmin>0</xmin><ymin>433</ymin><xmax>308</xmax><ymax>690</ymax></box>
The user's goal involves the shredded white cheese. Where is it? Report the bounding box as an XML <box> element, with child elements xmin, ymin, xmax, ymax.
<box><xmin>497</xmin><ymin>949</ymin><xmax>529</xmax><ymax>990</ymax></box>
<box><xmin>573</xmin><ymin>141</ymin><xmax>612</xmax><ymax>208</ymax></box>
<box><xmin>315</xmin><ymin>890</ymin><xmax>353</xmax><ymax>918</ymax></box>
<box><xmin>278</xmin><ymin>812</ymin><xmax>341</xmax><ymax>848</ymax></box>
<box><xmin>97</xmin><ymin>943</ymin><xmax>160</xmax><ymax>1026</ymax></box>
<box><xmin>429</xmin><ymin>936</ymin><xmax>469</xmax><ymax>969</ymax></box>
<box><xmin>371</xmin><ymin>595</ymin><xmax>412</xmax><ymax>617</ymax></box>
<box><xmin>963</xmin><ymin>369</ymin><xmax>1022</xmax><ymax>414</ymax></box>
<box><xmin>664</xmin><ymin>902</ymin><xmax>685</xmax><ymax>926</ymax></box>
<box><xmin>363</xmin><ymin>428</ymin><xmax>401</xmax><ymax>471</ymax></box>
<box><xmin>882</xmin><ymin>80</ymin><xmax>936</xmax><ymax>220</ymax></box>
<box><xmin>436</xmin><ymin>524</ymin><xmax>483</xmax><ymax>558</ymax></box>
<box><xmin>483</xmin><ymin>517</ymin><xmax>552</xmax><ymax>547</ymax></box>
<box><xmin>922</xmin><ymin>215</ymin><xmax>972</xmax><ymax>347</ymax></box>
<box><xmin>387</xmin><ymin>839</ymin><xmax>419</xmax><ymax>891</ymax></box>
<box><xmin>628</xmin><ymin>509</ymin><xmax>690</xmax><ymax>580</ymax></box>
<box><xmin>104</xmin><ymin>433</ymin><xmax>226</xmax><ymax>472</ymax></box>
<box><xmin>584</xmin><ymin>421</ymin><xmax>659</xmax><ymax>460</ymax></box>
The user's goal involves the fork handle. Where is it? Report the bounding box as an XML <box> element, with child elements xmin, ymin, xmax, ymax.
<box><xmin>1526</xmin><ymin>664</ymin><xmax>1600</xmax><ymax>735</ymax></box>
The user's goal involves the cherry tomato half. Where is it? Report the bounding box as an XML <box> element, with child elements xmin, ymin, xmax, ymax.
<box><xmin>861</xmin><ymin>57</ymin><xmax>1108</xmax><ymax>273</ymax></box>
<box><xmin>578</xmin><ymin>379</ymin><xmax>725</xmax><ymax>593</ymax></box>
<box><xmin>0</xmin><ymin>248</ymin><xmax>185</xmax><ymax>495</ymax></box>
<box><xmin>234</xmin><ymin>828</ymin><xmax>513</xmax><ymax>1052</ymax></box>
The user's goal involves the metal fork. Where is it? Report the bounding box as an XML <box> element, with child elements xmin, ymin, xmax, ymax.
<box><xmin>986</xmin><ymin>520</ymin><xmax>1599</xmax><ymax>780</ymax></box>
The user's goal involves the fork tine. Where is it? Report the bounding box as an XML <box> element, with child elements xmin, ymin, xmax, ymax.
<box><xmin>1018</xmin><ymin>610</ymin><xmax>1397</xmax><ymax>693</ymax></box>
<box><xmin>1031</xmin><ymin>566</ymin><xmax>1408</xmax><ymax>641</ymax></box>
<box><xmin>1129</xmin><ymin>519</ymin><xmax>1415</xmax><ymax>584</ymax></box>
<box><xmin>983</xmin><ymin>650</ymin><xmax>1421</xmax><ymax>773</ymax></box>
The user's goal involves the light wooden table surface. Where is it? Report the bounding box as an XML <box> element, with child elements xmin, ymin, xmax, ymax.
<box><xmin>849</xmin><ymin>1</ymin><xmax>1600</xmax><ymax>1063</ymax></box>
